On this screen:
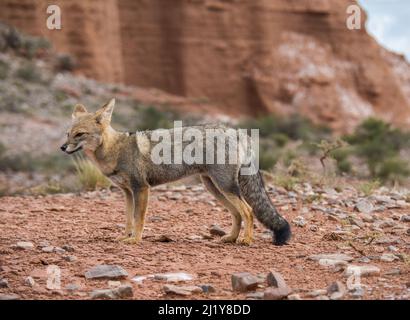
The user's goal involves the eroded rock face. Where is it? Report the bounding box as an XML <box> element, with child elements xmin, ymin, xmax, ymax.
<box><xmin>1</xmin><ymin>0</ymin><xmax>410</xmax><ymax>131</ymax></box>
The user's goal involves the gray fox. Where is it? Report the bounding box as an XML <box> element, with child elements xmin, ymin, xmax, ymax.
<box><xmin>61</xmin><ymin>99</ymin><xmax>291</xmax><ymax>245</ymax></box>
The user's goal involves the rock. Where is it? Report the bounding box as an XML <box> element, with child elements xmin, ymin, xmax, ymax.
<box><xmin>327</xmin><ymin>281</ymin><xmax>346</xmax><ymax>300</ymax></box>
<box><xmin>85</xmin><ymin>265</ymin><xmax>128</xmax><ymax>280</ymax></box>
<box><xmin>231</xmin><ymin>272</ymin><xmax>259</xmax><ymax>292</ymax></box>
<box><xmin>308</xmin><ymin>253</ymin><xmax>354</xmax><ymax>262</ymax></box>
<box><xmin>246</xmin><ymin>292</ymin><xmax>264</xmax><ymax>300</ymax></box>
<box><xmin>399</xmin><ymin>214</ymin><xmax>410</xmax><ymax>222</ymax></box>
<box><xmin>24</xmin><ymin>276</ymin><xmax>35</xmax><ymax>287</ymax></box>
<box><xmin>355</xmin><ymin>200</ymin><xmax>374</xmax><ymax>214</ymax></box>
<box><xmin>266</xmin><ymin>270</ymin><xmax>288</xmax><ymax>289</ymax></box>
<box><xmin>90</xmin><ymin>289</ymin><xmax>116</xmax><ymax>299</ymax></box>
<box><xmin>384</xmin><ymin>268</ymin><xmax>401</xmax><ymax>276</ymax></box>
<box><xmin>209</xmin><ymin>225</ymin><xmax>226</xmax><ymax>237</ymax></box>
<box><xmin>65</xmin><ymin>283</ymin><xmax>80</xmax><ymax>292</ymax></box>
<box><xmin>153</xmin><ymin>272</ymin><xmax>195</xmax><ymax>282</ymax></box>
<box><xmin>380</xmin><ymin>253</ymin><xmax>399</xmax><ymax>262</ymax></box>
<box><xmin>46</xmin><ymin>265</ymin><xmax>61</xmax><ymax>290</ymax></box>
<box><xmin>350</xmin><ymin>287</ymin><xmax>364</xmax><ymax>298</ymax></box>
<box><xmin>292</xmin><ymin>216</ymin><xmax>306</xmax><ymax>227</ymax></box>
<box><xmin>115</xmin><ymin>284</ymin><xmax>134</xmax><ymax>298</ymax></box>
<box><xmin>263</xmin><ymin>286</ymin><xmax>292</xmax><ymax>300</ymax></box>
<box><xmin>54</xmin><ymin>247</ymin><xmax>66</xmax><ymax>254</ymax></box>
<box><xmin>38</xmin><ymin>241</ymin><xmax>50</xmax><ymax>248</ymax></box>
<box><xmin>200</xmin><ymin>284</ymin><xmax>216</xmax><ymax>293</ymax></box>
<box><xmin>0</xmin><ymin>278</ymin><xmax>8</xmax><ymax>288</ymax></box>
<box><xmin>344</xmin><ymin>265</ymin><xmax>380</xmax><ymax>277</ymax></box>
<box><xmin>287</xmin><ymin>294</ymin><xmax>302</xmax><ymax>300</ymax></box>
<box><xmin>15</xmin><ymin>241</ymin><xmax>34</xmax><ymax>250</ymax></box>
<box><xmin>62</xmin><ymin>255</ymin><xmax>77</xmax><ymax>262</ymax></box>
<box><xmin>0</xmin><ymin>294</ymin><xmax>20</xmax><ymax>300</ymax></box>
<box><xmin>163</xmin><ymin>284</ymin><xmax>202</xmax><ymax>296</ymax></box>
<box><xmin>62</xmin><ymin>245</ymin><xmax>74</xmax><ymax>252</ymax></box>
<box><xmin>90</xmin><ymin>284</ymin><xmax>133</xmax><ymax>299</ymax></box>
<box><xmin>318</xmin><ymin>259</ymin><xmax>348</xmax><ymax>267</ymax></box>
<box><xmin>306</xmin><ymin>289</ymin><xmax>327</xmax><ymax>297</ymax></box>
<box><xmin>41</xmin><ymin>246</ymin><xmax>54</xmax><ymax>253</ymax></box>
<box><xmin>360</xmin><ymin>214</ymin><xmax>374</xmax><ymax>223</ymax></box>
<box><xmin>315</xmin><ymin>295</ymin><xmax>330</xmax><ymax>300</ymax></box>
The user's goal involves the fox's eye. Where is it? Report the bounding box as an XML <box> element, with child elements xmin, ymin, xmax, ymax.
<box><xmin>74</xmin><ymin>132</ymin><xmax>86</xmax><ymax>138</ymax></box>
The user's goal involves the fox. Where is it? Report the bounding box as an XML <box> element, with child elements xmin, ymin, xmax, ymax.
<box><xmin>61</xmin><ymin>98</ymin><xmax>291</xmax><ymax>246</ymax></box>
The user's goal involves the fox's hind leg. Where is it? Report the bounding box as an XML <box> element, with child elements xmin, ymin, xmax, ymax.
<box><xmin>201</xmin><ymin>175</ymin><xmax>242</xmax><ymax>243</ymax></box>
<box><xmin>208</xmin><ymin>175</ymin><xmax>254</xmax><ymax>245</ymax></box>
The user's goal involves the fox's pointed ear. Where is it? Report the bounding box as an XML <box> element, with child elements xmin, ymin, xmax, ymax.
<box><xmin>95</xmin><ymin>98</ymin><xmax>115</xmax><ymax>124</ymax></box>
<box><xmin>72</xmin><ymin>104</ymin><xmax>88</xmax><ymax>119</ymax></box>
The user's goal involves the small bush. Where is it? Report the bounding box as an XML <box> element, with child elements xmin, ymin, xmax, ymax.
<box><xmin>0</xmin><ymin>60</ymin><xmax>9</xmax><ymax>80</ymax></box>
<box><xmin>137</xmin><ymin>106</ymin><xmax>175</xmax><ymax>130</ymax></box>
<box><xmin>16</xmin><ymin>63</ymin><xmax>42</xmax><ymax>82</ymax></box>
<box><xmin>55</xmin><ymin>54</ymin><xmax>76</xmax><ymax>72</ymax></box>
<box><xmin>358</xmin><ymin>180</ymin><xmax>380</xmax><ymax>196</ymax></box>
<box><xmin>73</xmin><ymin>157</ymin><xmax>111</xmax><ymax>191</ymax></box>
<box><xmin>345</xmin><ymin>118</ymin><xmax>410</xmax><ymax>181</ymax></box>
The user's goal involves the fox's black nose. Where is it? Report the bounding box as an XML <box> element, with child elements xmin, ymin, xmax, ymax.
<box><xmin>60</xmin><ymin>144</ymin><xmax>68</xmax><ymax>152</ymax></box>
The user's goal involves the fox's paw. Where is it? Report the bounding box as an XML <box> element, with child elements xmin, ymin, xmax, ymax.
<box><xmin>221</xmin><ymin>235</ymin><xmax>237</xmax><ymax>243</ymax></box>
<box><xmin>115</xmin><ymin>235</ymin><xmax>131</xmax><ymax>242</ymax></box>
<box><xmin>121</xmin><ymin>236</ymin><xmax>141</xmax><ymax>244</ymax></box>
<box><xmin>238</xmin><ymin>238</ymin><xmax>252</xmax><ymax>246</ymax></box>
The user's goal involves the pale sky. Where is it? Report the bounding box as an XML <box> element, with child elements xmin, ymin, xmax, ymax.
<box><xmin>360</xmin><ymin>0</ymin><xmax>410</xmax><ymax>60</ymax></box>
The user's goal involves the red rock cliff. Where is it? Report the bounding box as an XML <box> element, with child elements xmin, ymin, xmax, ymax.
<box><xmin>1</xmin><ymin>0</ymin><xmax>410</xmax><ymax>131</ymax></box>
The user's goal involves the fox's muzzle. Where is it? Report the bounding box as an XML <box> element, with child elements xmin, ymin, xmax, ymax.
<box><xmin>60</xmin><ymin>143</ymin><xmax>68</xmax><ymax>152</ymax></box>
<box><xmin>60</xmin><ymin>142</ymin><xmax>83</xmax><ymax>154</ymax></box>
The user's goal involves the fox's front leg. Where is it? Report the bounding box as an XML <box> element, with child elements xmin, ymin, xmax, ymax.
<box><xmin>116</xmin><ymin>188</ymin><xmax>134</xmax><ymax>241</ymax></box>
<box><xmin>122</xmin><ymin>187</ymin><xmax>149</xmax><ymax>244</ymax></box>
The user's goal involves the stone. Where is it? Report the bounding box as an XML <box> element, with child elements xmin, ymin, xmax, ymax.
<box><xmin>327</xmin><ymin>281</ymin><xmax>346</xmax><ymax>300</ymax></box>
<box><xmin>246</xmin><ymin>292</ymin><xmax>264</xmax><ymax>300</ymax></box>
<box><xmin>41</xmin><ymin>246</ymin><xmax>54</xmax><ymax>253</ymax></box>
<box><xmin>62</xmin><ymin>245</ymin><xmax>75</xmax><ymax>252</ymax></box>
<box><xmin>355</xmin><ymin>200</ymin><xmax>374</xmax><ymax>214</ymax></box>
<box><xmin>163</xmin><ymin>284</ymin><xmax>202</xmax><ymax>296</ymax></box>
<box><xmin>54</xmin><ymin>247</ymin><xmax>66</xmax><ymax>254</ymax></box>
<box><xmin>85</xmin><ymin>265</ymin><xmax>128</xmax><ymax>280</ymax></box>
<box><xmin>108</xmin><ymin>280</ymin><xmax>122</xmax><ymax>288</ymax></box>
<box><xmin>65</xmin><ymin>283</ymin><xmax>80</xmax><ymax>292</ymax></box>
<box><xmin>308</xmin><ymin>253</ymin><xmax>353</xmax><ymax>262</ymax></box>
<box><xmin>0</xmin><ymin>278</ymin><xmax>8</xmax><ymax>288</ymax></box>
<box><xmin>292</xmin><ymin>216</ymin><xmax>306</xmax><ymax>227</ymax></box>
<box><xmin>315</xmin><ymin>295</ymin><xmax>330</xmax><ymax>300</ymax></box>
<box><xmin>344</xmin><ymin>265</ymin><xmax>380</xmax><ymax>277</ymax></box>
<box><xmin>200</xmin><ymin>284</ymin><xmax>216</xmax><ymax>293</ymax></box>
<box><xmin>318</xmin><ymin>259</ymin><xmax>348</xmax><ymax>267</ymax></box>
<box><xmin>90</xmin><ymin>289</ymin><xmax>116</xmax><ymax>299</ymax></box>
<box><xmin>0</xmin><ymin>294</ymin><xmax>20</xmax><ymax>300</ymax></box>
<box><xmin>153</xmin><ymin>272</ymin><xmax>195</xmax><ymax>282</ymax></box>
<box><xmin>263</xmin><ymin>286</ymin><xmax>292</xmax><ymax>300</ymax></box>
<box><xmin>400</xmin><ymin>215</ymin><xmax>410</xmax><ymax>222</ymax></box>
<box><xmin>231</xmin><ymin>272</ymin><xmax>259</xmax><ymax>292</ymax></box>
<box><xmin>90</xmin><ymin>284</ymin><xmax>133</xmax><ymax>299</ymax></box>
<box><xmin>62</xmin><ymin>255</ymin><xmax>77</xmax><ymax>262</ymax></box>
<box><xmin>24</xmin><ymin>276</ymin><xmax>35</xmax><ymax>287</ymax></box>
<box><xmin>266</xmin><ymin>270</ymin><xmax>288</xmax><ymax>289</ymax></box>
<box><xmin>115</xmin><ymin>284</ymin><xmax>134</xmax><ymax>298</ymax></box>
<box><xmin>287</xmin><ymin>294</ymin><xmax>302</xmax><ymax>300</ymax></box>
<box><xmin>380</xmin><ymin>253</ymin><xmax>399</xmax><ymax>262</ymax></box>
<box><xmin>209</xmin><ymin>225</ymin><xmax>226</xmax><ymax>237</ymax></box>
<box><xmin>15</xmin><ymin>241</ymin><xmax>34</xmax><ymax>250</ymax></box>
<box><xmin>306</xmin><ymin>289</ymin><xmax>327</xmax><ymax>297</ymax></box>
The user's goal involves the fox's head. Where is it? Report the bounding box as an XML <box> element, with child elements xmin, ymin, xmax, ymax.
<box><xmin>61</xmin><ymin>98</ymin><xmax>116</xmax><ymax>154</ymax></box>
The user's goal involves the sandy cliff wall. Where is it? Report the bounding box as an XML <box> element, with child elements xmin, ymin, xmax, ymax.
<box><xmin>1</xmin><ymin>0</ymin><xmax>410</xmax><ymax>131</ymax></box>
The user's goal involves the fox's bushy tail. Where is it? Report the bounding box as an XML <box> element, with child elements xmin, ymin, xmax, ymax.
<box><xmin>238</xmin><ymin>171</ymin><xmax>291</xmax><ymax>245</ymax></box>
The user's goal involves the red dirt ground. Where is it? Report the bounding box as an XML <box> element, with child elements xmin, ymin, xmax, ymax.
<box><xmin>0</xmin><ymin>187</ymin><xmax>409</xmax><ymax>300</ymax></box>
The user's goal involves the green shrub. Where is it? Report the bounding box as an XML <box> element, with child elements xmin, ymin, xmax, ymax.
<box><xmin>377</xmin><ymin>158</ymin><xmax>410</xmax><ymax>182</ymax></box>
<box><xmin>137</xmin><ymin>106</ymin><xmax>175</xmax><ymax>130</ymax></box>
<box><xmin>16</xmin><ymin>63</ymin><xmax>42</xmax><ymax>82</ymax></box>
<box><xmin>55</xmin><ymin>54</ymin><xmax>76</xmax><ymax>72</ymax></box>
<box><xmin>73</xmin><ymin>157</ymin><xmax>111</xmax><ymax>191</ymax></box>
<box><xmin>0</xmin><ymin>60</ymin><xmax>9</xmax><ymax>80</ymax></box>
<box><xmin>345</xmin><ymin>118</ymin><xmax>410</xmax><ymax>181</ymax></box>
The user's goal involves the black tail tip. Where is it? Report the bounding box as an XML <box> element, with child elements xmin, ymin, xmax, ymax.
<box><xmin>273</xmin><ymin>220</ymin><xmax>291</xmax><ymax>246</ymax></box>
